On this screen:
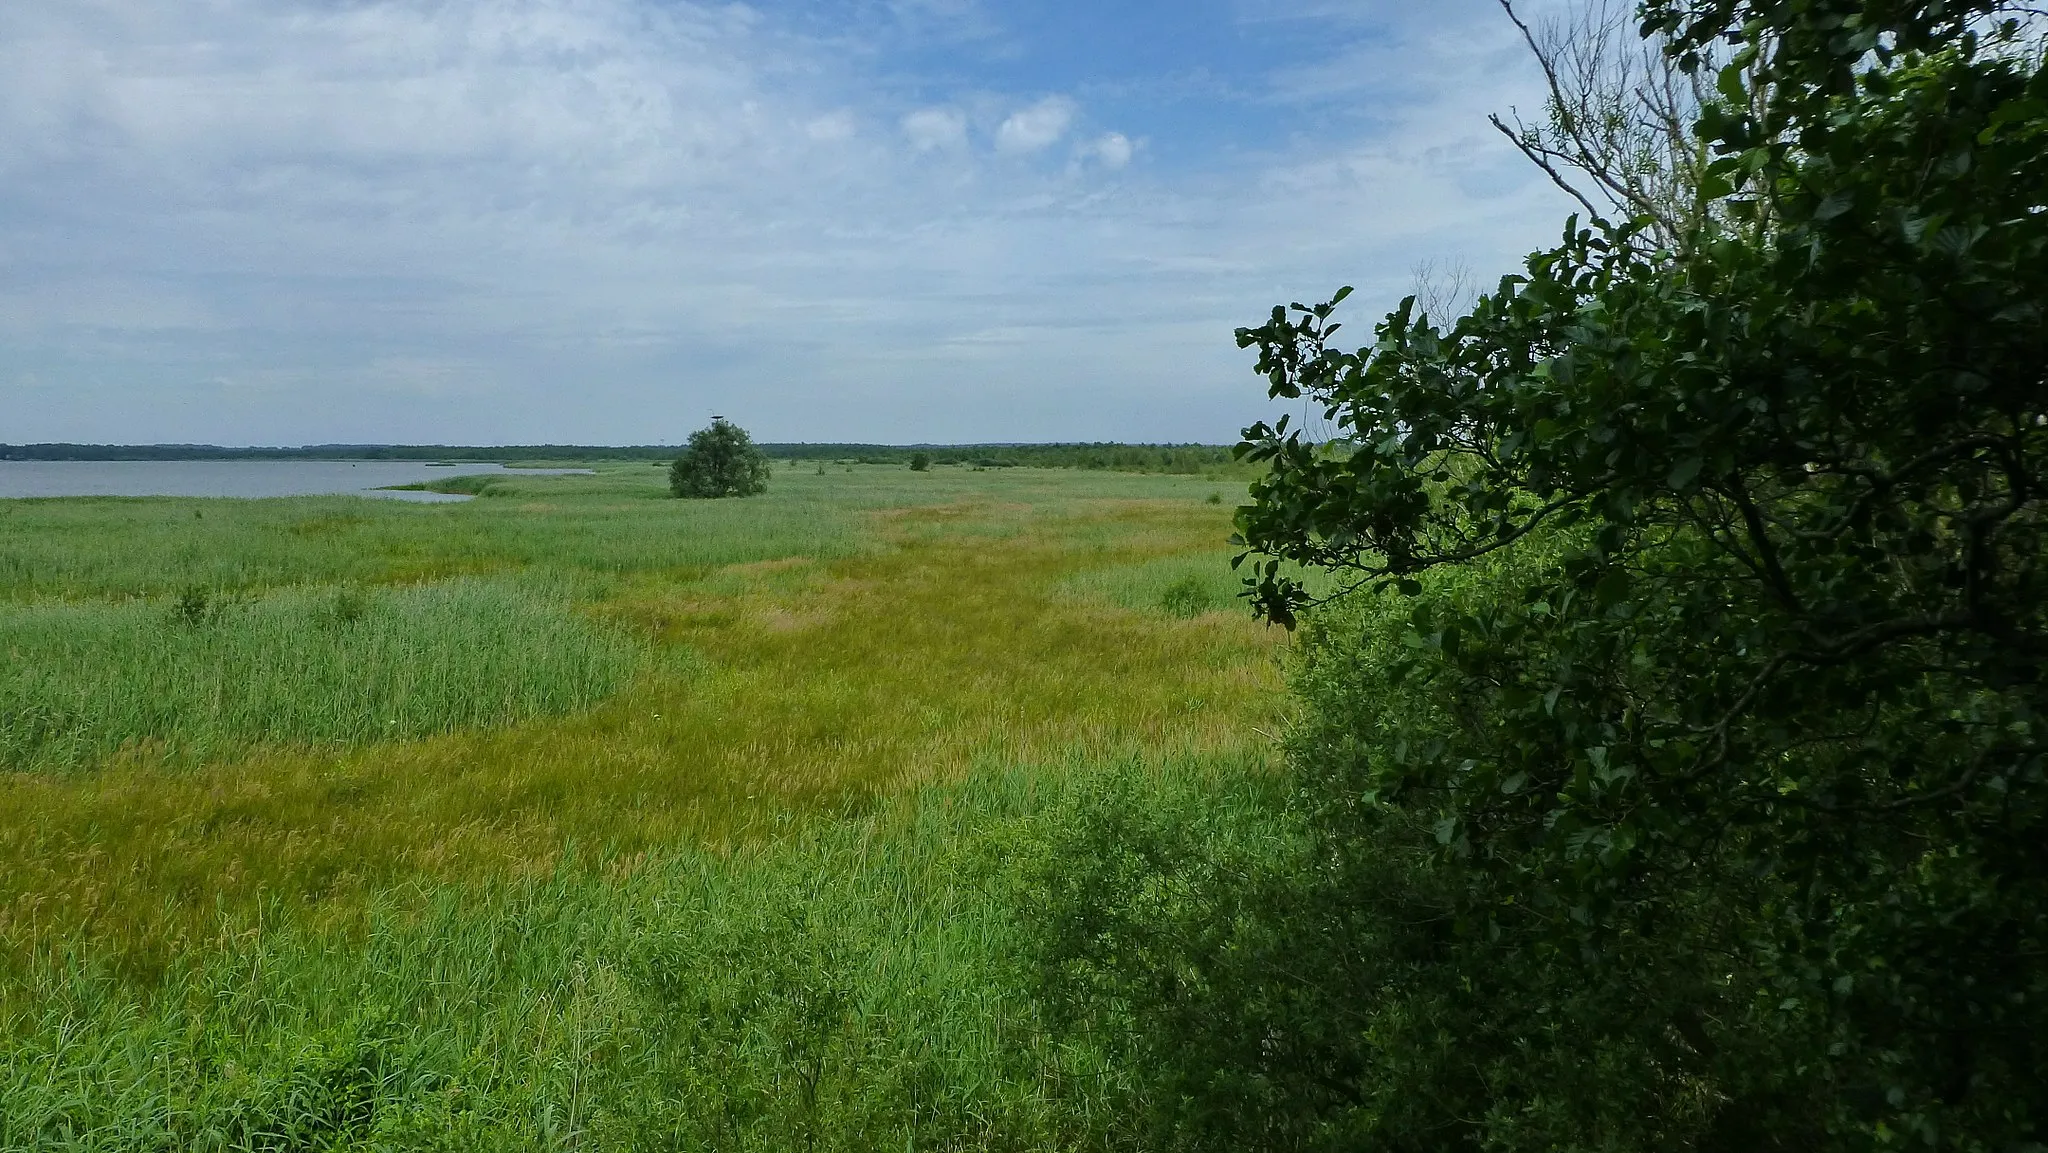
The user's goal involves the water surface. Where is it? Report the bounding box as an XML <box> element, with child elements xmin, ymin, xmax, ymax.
<box><xmin>0</xmin><ymin>461</ymin><xmax>589</xmax><ymax>502</ymax></box>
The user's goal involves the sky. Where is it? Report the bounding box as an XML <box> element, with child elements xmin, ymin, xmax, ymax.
<box><xmin>0</xmin><ymin>0</ymin><xmax>1578</xmax><ymax>446</ymax></box>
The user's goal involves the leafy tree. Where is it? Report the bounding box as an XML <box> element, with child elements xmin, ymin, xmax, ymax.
<box><xmin>908</xmin><ymin>452</ymin><xmax>931</xmax><ymax>472</ymax></box>
<box><xmin>670</xmin><ymin>418</ymin><xmax>770</xmax><ymax>499</ymax></box>
<box><xmin>1033</xmin><ymin>1</ymin><xmax>2047</xmax><ymax>1148</ymax></box>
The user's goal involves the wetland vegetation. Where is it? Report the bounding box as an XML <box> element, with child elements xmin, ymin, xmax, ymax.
<box><xmin>0</xmin><ymin>461</ymin><xmax>1284</xmax><ymax>1149</ymax></box>
<box><xmin>7</xmin><ymin>0</ymin><xmax>2044</xmax><ymax>1144</ymax></box>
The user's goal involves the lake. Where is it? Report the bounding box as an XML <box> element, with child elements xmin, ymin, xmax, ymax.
<box><xmin>0</xmin><ymin>461</ymin><xmax>591</xmax><ymax>502</ymax></box>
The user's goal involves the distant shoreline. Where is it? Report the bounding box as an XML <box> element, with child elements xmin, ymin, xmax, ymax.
<box><xmin>2</xmin><ymin>441</ymin><xmax>1234</xmax><ymax>463</ymax></box>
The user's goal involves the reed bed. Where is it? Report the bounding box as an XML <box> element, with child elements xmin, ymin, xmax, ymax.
<box><xmin>0</xmin><ymin>579</ymin><xmax>644</xmax><ymax>772</ymax></box>
<box><xmin>1</xmin><ymin>761</ymin><xmax>1281</xmax><ymax>1151</ymax></box>
<box><xmin>0</xmin><ymin>464</ymin><xmax>1282</xmax><ymax>1149</ymax></box>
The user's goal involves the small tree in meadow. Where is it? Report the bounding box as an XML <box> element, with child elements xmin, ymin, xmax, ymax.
<box><xmin>908</xmin><ymin>452</ymin><xmax>930</xmax><ymax>472</ymax></box>
<box><xmin>670</xmin><ymin>418</ymin><xmax>770</xmax><ymax>499</ymax></box>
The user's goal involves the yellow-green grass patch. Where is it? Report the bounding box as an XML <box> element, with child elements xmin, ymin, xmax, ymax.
<box><xmin>0</xmin><ymin>469</ymin><xmax>1286</xmax><ymax>972</ymax></box>
<box><xmin>1059</xmin><ymin>551</ymin><xmax>1246</xmax><ymax>618</ymax></box>
<box><xmin>0</xmin><ymin>758</ymin><xmax>1280</xmax><ymax>1150</ymax></box>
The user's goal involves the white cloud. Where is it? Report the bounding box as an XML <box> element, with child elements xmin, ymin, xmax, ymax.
<box><xmin>994</xmin><ymin>96</ymin><xmax>1075</xmax><ymax>154</ymax></box>
<box><xmin>901</xmin><ymin>106</ymin><xmax>966</xmax><ymax>152</ymax></box>
<box><xmin>806</xmin><ymin>110</ymin><xmax>859</xmax><ymax>142</ymax></box>
<box><xmin>1079</xmin><ymin>132</ymin><xmax>1133</xmax><ymax>170</ymax></box>
<box><xmin>0</xmin><ymin>0</ymin><xmax>1572</xmax><ymax>445</ymax></box>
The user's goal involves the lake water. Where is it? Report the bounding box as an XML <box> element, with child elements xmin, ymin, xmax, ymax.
<box><xmin>0</xmin><ymin>461</ymin><xmax>591</xmax><ymax>502</ymax></box>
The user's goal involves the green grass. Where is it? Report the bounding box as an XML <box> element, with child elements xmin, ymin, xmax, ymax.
<box><xmin>2</xmin><ymin>761</ymin><xmax>1283</xmax><ymax>1151</ymax></box>
<box><xmin>0</xmin><ymin>464</ymin><xmax>1247</xmax><ymax>600</ymax></box>
<box><xmin>1059</xmin><ymin>551</ymin><xmax>1340</xmax><ymax>621</ymax></box>
<box><xmin>0</xmin><ymin>578</ymin><xmax>650</xmax><ymax>772</ymax></box>
<box><xmin>1058</xmin><ymin>552</ymin><xmax>1246</xmax><ymax>618</ymax></box>
<box><xmin>0</xmin><ymin>466</ymin><xmax>856</xmax><ymax>600</ymax></box>
<box><xmin>0</xmin><ymin>463</ymin><xmax>1282</xmax><ymax>1148</ymax></box>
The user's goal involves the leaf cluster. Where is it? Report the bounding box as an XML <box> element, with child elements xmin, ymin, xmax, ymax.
<box><xmin>1197</xmin><ymin>0</ymin><xmax>2048</xmax><ymax>1143</ymax></box>
<box><xmin>671</xmin><ymin>419</ymin><xmax>770</xmax><ymax>500</ymax></box>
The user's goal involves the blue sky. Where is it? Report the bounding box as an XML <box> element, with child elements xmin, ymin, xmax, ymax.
<box><xmin>0</xmin><ymin>0</ymin><xmax>1575</xmax><ymax>445</ymax></box>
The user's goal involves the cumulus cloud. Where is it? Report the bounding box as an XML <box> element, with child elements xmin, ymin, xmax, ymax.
<box><xmin>0</xmin><ymin>0</ymin><xmax>1572</xmax><ymax>445</ymax></box>
<box><xmin>1078</xmin><ymin>132</ymin><xmax>1133</xmax><ymax>170</ymax></box>
<box><xmin>901</xmin><ymin>106</ymin><xmax>967</xmax><ymax>152</ymax></box>
<box><xmin>995</xmin><ymin>96</ymin><xmax>1075</xmax><ymax>154</ymax></box>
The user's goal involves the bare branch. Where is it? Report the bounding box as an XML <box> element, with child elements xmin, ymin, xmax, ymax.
<box><xmin>1495</xmin><ymin>0</ymin><xmax>1737</xmax><ymax>245</ymax></box>
<box><xmin>1489</xmin><ymin>113</ymin><xmax>1607</xmax><ymax>222</ymax></box>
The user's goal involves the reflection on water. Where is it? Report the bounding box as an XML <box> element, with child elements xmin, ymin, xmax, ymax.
<box><xmin>0</xmin><ymin>461</ymin><xmax>592</xmax><ymax>502</ymax></box>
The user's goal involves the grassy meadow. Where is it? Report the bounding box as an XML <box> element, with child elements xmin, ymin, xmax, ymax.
<box><xmin>0</xmin><ymin>460</ymin><xmax>1286</xmax><ymax>1149</ymax></box>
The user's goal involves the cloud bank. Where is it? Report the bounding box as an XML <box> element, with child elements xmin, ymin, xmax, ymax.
<box><xmin>0</xmin><ymin>0</ymin><xmax>1574</xmax><ymax>444</ymax></box>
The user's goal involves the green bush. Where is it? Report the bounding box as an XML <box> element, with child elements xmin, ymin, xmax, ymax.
<box><xmin>1156</xmin><ymin>574</ymin><xmax>1209</xmax><ymax>618</ymax></box>
<box><xmin>670</xmin><ymin>419</ymin><xmax>769</xmax><ymax>499</ymax></box>
<box><xmin>1030</xmin><ymin>551</ymin><xmax>1773</xmax><ymax>1150</ymax></box>
<box><xmin>1038</xmin><ymin>1</ymin><xmax>2048</xmax><ymax>1147</ymax></box>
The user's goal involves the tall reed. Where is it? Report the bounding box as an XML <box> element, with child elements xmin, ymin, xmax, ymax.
<box><xmin>0</xmin><ymin>579</ymin><xmax>642</xmax><ymax>772</ymax></box>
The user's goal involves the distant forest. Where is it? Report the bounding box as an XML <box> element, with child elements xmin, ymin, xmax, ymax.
<box><xmin>769</xmin><ymin>443</ymin><xmax>1237</xmax><ymax>472</ymax></box>
<box><xmin>0</xmin><ymin>442</ymin><xmax>1240</xmax><ymax>474</ymax></box>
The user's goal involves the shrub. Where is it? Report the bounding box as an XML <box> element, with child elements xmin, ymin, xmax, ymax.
<box><xmin>670</xmin><ymin>419</ymin><xmax>769</xmax><ymax>499</ymax></box>
<box><xmin>1041</xmin><ymin>1</ymin><xmax>2048</xmax><ymax>1146</ymax></box>
<box><xmin>1156</xmin><ymin>575</ymin><xmax>1209</xmax><ymax>619</ymax></box>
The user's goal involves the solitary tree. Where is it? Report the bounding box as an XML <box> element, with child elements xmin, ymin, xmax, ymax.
<box><xmin>670</xmin><ymin>417</ymin><xmax>769</xmax><ymax>499</ymax></box>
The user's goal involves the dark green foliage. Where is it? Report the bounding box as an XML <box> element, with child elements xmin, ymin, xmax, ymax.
<box><xmin>173</xmin><ymin>586</ymin><xmax>217</xmax><ymax>627</ymax></box>
<box><xmin>1157</xmin><ymin>575</ymin><xmax>1210</xmax><ymax>618</ymax></box>
<box><xmin>670</xmin><ymin>419</ymin><xmax>770</xmax><ymax>499</ymax></box>
<box><xmin>909</xmin><ymin>452</ymin><xmax>931</xmax><ymax>472</ymax></box>
<box><xmin>1036</xmin><ymin>2</ymin><xmax>2046</xmax><ymax>1148</ymax></box>
<box><xmin>1032</xmin><ymin>554</ymin><xmax>1800</xmax><ymax>1151</ymax></box>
